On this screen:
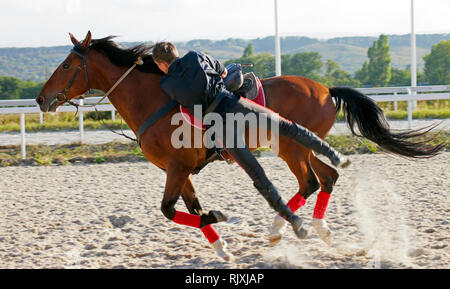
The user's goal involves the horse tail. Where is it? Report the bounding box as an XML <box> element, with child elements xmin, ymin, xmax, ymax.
<box><xmin>329</xmin><ymin>86</ymin><xmax>445</xmax><ymax>158</ymax></box>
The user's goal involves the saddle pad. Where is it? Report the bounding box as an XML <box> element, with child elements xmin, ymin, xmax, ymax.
<box><xmin>180</xmin><ymin>77</ymin><xmax>266</xmax><ymax>130</ymax></box>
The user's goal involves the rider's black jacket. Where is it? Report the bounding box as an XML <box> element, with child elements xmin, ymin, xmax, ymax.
<box><xmin>160</xmin><ymin>51</ymin><xmax>237</xmax><ymax>115</ymax></box>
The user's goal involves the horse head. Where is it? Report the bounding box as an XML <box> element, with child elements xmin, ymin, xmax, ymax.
<box><xmin>36</xmin><ymin>31</ymin><xmax>93</xmax><ymax>112</ymax></box>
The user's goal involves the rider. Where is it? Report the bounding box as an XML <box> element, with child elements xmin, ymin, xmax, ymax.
<box><xmin>152</xmin><ymin>42</ymin><xmax>350</xmax><ymax>235</ymax></box>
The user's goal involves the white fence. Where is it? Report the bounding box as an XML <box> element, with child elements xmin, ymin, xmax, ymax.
<box><xmin>0</xmin><ymin>85</ymin><xmax>449</xmax><ymax>158</ymax></box>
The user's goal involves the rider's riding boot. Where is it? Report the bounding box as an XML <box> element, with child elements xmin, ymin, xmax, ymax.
<box><xmin>255</xmin><ymin>183</ymin><xmax>307</xmax><ymax>239</ymax></box>
<box><xmin>281</xmin><ymin>121</ymin><xmax>351</xmax><ymax>168</ymax></box>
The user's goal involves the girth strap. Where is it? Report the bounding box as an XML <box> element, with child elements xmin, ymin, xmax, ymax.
<box><xmin>136</xmin><ymin>100</ymin><xmax>177</xmax><ymax>146</ymax></box>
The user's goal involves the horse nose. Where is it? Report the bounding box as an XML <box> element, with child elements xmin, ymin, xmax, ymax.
<box><xmin>36</xmin><ymin>96</ymin><xmax>44</xmax><ymax>105</ymax></box>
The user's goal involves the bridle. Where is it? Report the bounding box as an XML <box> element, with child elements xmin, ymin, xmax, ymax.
<box><xmin>54</xmin><ymin>42</ymin><xmax>95</xmax><ymax>107</ymax></box>
<box><xmin>52</xmin><ymin>41</ymin><xmax>143</xmax><ymax>142</ymax></box>
<box><xmin>54</xmin><ymin>42</ymin><xmax>143</xmax><ymax>109</ymax></box>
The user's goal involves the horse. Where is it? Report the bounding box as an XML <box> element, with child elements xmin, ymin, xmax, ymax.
<box><xmin>36</xmin><ymin>31</ymin><xmax>444</xmax><ymax>261</ymax></box>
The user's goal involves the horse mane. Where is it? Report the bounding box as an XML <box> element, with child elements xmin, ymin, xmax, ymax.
<box><xmin>89</xmin><ymin>36</ymin><xmax>165</xmax><ymax>75</ymax></box>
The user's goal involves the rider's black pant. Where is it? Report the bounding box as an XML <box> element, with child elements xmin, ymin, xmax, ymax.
<box><xmin>212</xmin><ymin>95</ymin><xmax>339</xmax><ymax>192</ymax></box>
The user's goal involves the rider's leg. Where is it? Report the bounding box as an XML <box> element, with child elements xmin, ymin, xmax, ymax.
<box><xmin>228</xmin><ymin>97</ymin><xmax>350</xmax><ymax>168</ymax></box>
<box><xmin>268</xmin><ymin>149</ymin><xmax>318</xmax><ymax>245</ymax></box>
<box><xmin>215</xmin><ymin>120</ymin><xmax>307</xmax><ymax>238</ymax></box>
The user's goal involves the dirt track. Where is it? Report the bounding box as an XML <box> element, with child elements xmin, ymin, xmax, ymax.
<box><xmin>0</xmin><ymin>152</ymin><xmax>448</xmax><ymax>268</ymax></box>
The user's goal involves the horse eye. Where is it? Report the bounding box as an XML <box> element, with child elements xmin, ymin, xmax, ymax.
<box><xmin>62</xmin><ymin>63</ymin><xmax>70</xmax><ymax>70</ymax></box>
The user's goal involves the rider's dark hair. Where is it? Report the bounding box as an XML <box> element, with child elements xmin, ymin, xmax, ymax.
<box><xmin>152</xmin><ymin>42</ymin><xmax>179</xmax><ymax>64</ymax></box>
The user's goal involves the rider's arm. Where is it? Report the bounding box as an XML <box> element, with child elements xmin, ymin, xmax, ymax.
<box><xmin>221</xmin><ymin>67</ymin><xmax>228</xmax><ymax>78</ymax></box>
<box><xmin>203</xmin><ymin>53</ymin><xmax>227</xmax><ymax>78</ymax></box>
<box><xmin>213</xmin><ymin>58</ymin><xmax>226</xmax><ymax>78</ymax></box>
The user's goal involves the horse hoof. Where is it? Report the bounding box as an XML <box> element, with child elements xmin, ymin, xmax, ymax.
<box><xmin>291</xmin><ymin>216</ymin><xmax>308</xmax><ymax>239</ymax></box>
<box><xmin>295</xmin><ymin>227</ymin><xmax>308</xmax><ymax>239</ymax></box>
<box><xmin>209</xmin><ymin>210</ymin><xmax>228</xmax><ymax>223</ymax></box>
<box><xmin>269</xmin><ymin>235</ymin><xmax>282</xmax><ymax>246</ymax></box>
<box><xmin>212</xmin><ymin>238</ymin><xmax>234</xmax><ymax>262</ymax></box>
<box><xmin>221</xmin><ymin>251</ymin><xmax>234</xmax><ymax>262</ymax></box>
<box><xmin>269</xmin><ymin>215</ymin><xmax>287</xmax><ymax>246</ymax></box>
<box><xmin>312</xmin><ymin>218</ymin><xmax>332</xmax><ymax>245</ymax></box>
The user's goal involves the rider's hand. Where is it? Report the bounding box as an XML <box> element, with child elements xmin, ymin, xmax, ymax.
<box><xmin>221</xmin><ymin>68</ymin><xmax>228</xmax><ymax>78</ymax></box>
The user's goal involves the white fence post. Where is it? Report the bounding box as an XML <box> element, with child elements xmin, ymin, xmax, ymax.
<box><xmin>393</xmin><ymin>92</ymin><xmax>398</xmax><ymax>111</ymax></box>
<box><xmin>20</xmin><ymin>113</ymin><xmax>26</xmax><ymax>159</ymax></box>
<box><xmin>111</xmin><ymin>110</ymin><xmax>115</xmax><ymax>121</ymax></box>
<box><xmin>36</xmin><ymin>104</ymin><xmax>44</xmax><ymax>124</ymax></box>
<box><xmin>79</xmin><ymin>99</ymin><xmax>84</xmax><ymax>143</ymax></box>
<box><xmin>407</xmin><ymin>88</ymin><xmax>413</xmax><ymax>129</ymax></box>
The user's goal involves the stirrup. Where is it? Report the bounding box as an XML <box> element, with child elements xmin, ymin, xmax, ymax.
<box><xmin>216</xmin><ymin>147</ymin><xmax>234</xmax><ymax>164</ymax></box>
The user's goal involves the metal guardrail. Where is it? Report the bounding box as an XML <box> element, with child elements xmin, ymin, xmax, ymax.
<box><xmin>1</xmin><ymin>85</ymin><xmax>449</xmax><ymax>158</ymax></box>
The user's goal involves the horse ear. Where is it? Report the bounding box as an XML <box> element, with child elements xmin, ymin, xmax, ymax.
<box><xmin>69</xmin><ymin>33</ymin><xmax>78</xmax><ymax>46</ymax></box>
<box><xmin>81</xmin><ymin>31</ymin><xmax>92</xmax><ymax>49</ymax></box>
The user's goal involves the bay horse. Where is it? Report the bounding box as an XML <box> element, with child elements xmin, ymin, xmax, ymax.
<box><xmin>36</xmin><ymin>32</ymin><xmax>444</xmax><ymax>261</ymax></box>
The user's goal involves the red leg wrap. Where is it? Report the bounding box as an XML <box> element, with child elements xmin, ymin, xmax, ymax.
<box><xmin>278</xmin><ymin>193</ymin><xmax>306</xmax><ymax>219</ymax></box>
<box><xmin>313</xmin><ymin>191</ymin><xmax>331</xmax><ymax>219</ymax></box>
<box><xmin>286</xmin><ymin>193</ymin><xmax>306</xmax><ymax>212</ymax></box>
<box><xmin>173</xmin><ymin>211</ymin><xmax>201</xmax><ymax>228</ymax></box>
<box><xmin>201</xmin><ymin>225</ymin><xmax>220</xmax><ymax>244</ymax></box>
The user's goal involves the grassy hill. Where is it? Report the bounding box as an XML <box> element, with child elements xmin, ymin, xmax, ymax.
<box><xmin>0</xmin><ymin>33</ymin><xmax>448</xmax><ymax>82</ymax></box>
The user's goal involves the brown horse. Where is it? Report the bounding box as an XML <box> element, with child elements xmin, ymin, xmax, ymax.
<box><xmin>37</xmin><ymin>32</ymin><xmax>444</xmax><ymax>260</ymax></box>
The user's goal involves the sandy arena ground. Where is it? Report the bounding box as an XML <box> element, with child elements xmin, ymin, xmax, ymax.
<box><xmin>0</xmin><ymin>153</ymin><xmax>448</xmax><ymax>269</ymax></box>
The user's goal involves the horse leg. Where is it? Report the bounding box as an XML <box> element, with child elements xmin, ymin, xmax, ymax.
<box><xmin>181</xmin><ymin>176</ymin><xmax>203</xmax><ymax>216</ymax></box>
<box><xmin>269</xmin><ymin>142</ymin><xmax>320</xmax><ymax>246</ymax></box>
<box><xmin>181</xmin><ymin>176</ymin><xmax>233</xmax><ymax>261</ymax></box>
<box><xmin>309</xmin><ymin>153</ymin><xmax>339</xmax><ymax>245</ymax></box>
<box><xmin>161</xmin><ymin>164</ymin><xmax>228</xmax><ymax>246</ymax></box>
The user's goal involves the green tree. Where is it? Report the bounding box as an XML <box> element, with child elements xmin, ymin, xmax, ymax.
<box><xmin>0</xmin><ymin>76</ymin><xmax>43</xmax><ymax>100</ymax></box>
<box><xmin>225</xmin><ymin>52</ymin><xmax>275</xmax><ymax>78</ymax></box>
<box><xmin>325</xmin><ymin>59</ymin><xmax>339</xmax><ymax>81</ymax></box>
<box><xmin>325</xmin><ymin>59</ymin><xmax>361</xmax><ymax>87</ymax></box>
<box><xmin>243</xmin><ymin>44</ymin><xmax>254</xmax><ymax>58</ymax></box>
<box><xmin>388</xmin><ymin>68</ymin><xmax>411</xmax><ymax>86</ymax></box>
<box><xmin>283</xmin><ymin>52</ymin><xmax>323</xmax><ymax>81</ymax></box>
<box><xmin>423</xmin><ymin>39</ymin><xmax>450</xmax><ymax>85</ymax></box>
<box><xmin>355</xmin><ymin>61</ymin><xmax>370</xmax><ymax>85</ymax></box>
<box><xmin>0</xmin><ymin>77</ymin><xmax>21</xmax><ymax>99</ymax></box>
<box><xmin>355</xmin><ymin>35</ymin><xmax>392</xmax><ymax>86</ymax></box>
<box><xmin>227</xmin><ymin>49</ymin><xmax>358</xmax><ymax>86</ymax></box>
<box><xmin>248</xmin><ymin>53</ymin><xmax>276</xmax><ymax>78</ymax></box>
<box><xmin>18</xmin><ymin>80</ymin><xmax>44</xmax><ymax>99</ymax></box>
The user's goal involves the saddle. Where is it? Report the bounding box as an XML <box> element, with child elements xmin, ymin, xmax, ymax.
<box><xmin>224</xmin><ymin>63</ymin><xmax>259</xmax><ymax>101</ymax></box>
<box><xmin>180</xmin><ymin>63</ymin><xmax>266</xmax><ymax>132</ymax></box>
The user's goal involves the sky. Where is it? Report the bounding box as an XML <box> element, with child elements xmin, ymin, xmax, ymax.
<box><xmin>0</xmin><ymin>0</ymin><xmax>449</xmax><ymax>48</ymax></box>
